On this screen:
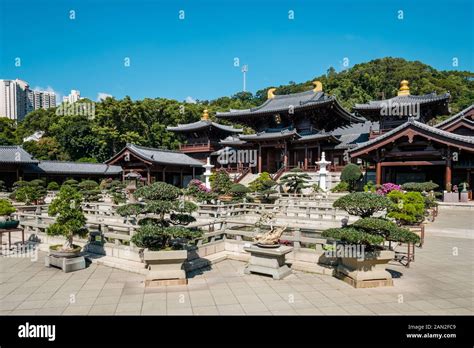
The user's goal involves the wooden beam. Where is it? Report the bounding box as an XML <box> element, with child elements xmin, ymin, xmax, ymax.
<box><xmin>380</xmin><ymin>160</ymin><xmax>446</xmax><ymax>167</ymax></box>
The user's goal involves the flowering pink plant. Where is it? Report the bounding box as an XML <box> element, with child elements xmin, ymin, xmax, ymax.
<box><xmin>188</xmin><ymin>179</ymin><xmax>211</xmax><ymax>193</ymax></box>
<box><xmin>376</xmin><ymin>183</ymin><xmax>401</xmax><ymax>196</ymax></box>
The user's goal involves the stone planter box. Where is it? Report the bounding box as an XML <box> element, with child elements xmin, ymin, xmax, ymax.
<box><xmin>143</xmin><ymin>249</ymin><xmax>188</xmax><ymax>286</ymax></box>
<box><xmin>460</xmin><ymin>192</ymin><xmax>469</xmax><ymax>203</ymax></box>
<box><xmin>443</xmin><ymin>192</ymin><xmax>459</xmax><ymax>203</ymax></box>
<box><xmin>336</xmin><ymin>249</ymin><xmax>395</xmax><ymax>288</ymax></box>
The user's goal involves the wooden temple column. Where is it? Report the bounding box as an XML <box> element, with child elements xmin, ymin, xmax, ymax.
<box><xmin>304</xmin><ymin>145</ymin><xmax>308</xmax><ymax>170</ymax></box>
<box><xmin>284</xmin><ymin>142</ymin><xmax>288</xmax><ymax>168</ymax></box>
<box><xmin>375</xmin><ymin>162</ymin><xmax>382</xmax><ymax>185</ymax></box>
<box><xmin>258</xmin><ymin>144</ymin><xmax>262</xmax><ymax>173</ymax></box>
<box><xmin>445</xmin><ymin>159</ymin><xmax>452</xmax><ymax>191</ymax></box>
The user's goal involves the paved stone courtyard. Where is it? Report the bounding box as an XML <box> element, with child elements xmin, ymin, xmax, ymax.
<box><xmin>0</xmin><ymin>233</ymin><xmax>472</xmax><ymax>316</ymax></box>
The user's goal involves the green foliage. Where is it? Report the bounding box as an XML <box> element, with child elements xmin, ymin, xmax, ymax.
<box><xmin>0</xmin><ymin>180</ymin><xmax>6</xmax><ymax>192</ymax></box>
<box><xmin>13</xmin><ymin>180</ymin><xmax>47</xmax><ymax>204</ymax></box>
<box><xmin>387</xmin><ymin>191</ymin><xmax>425</xmax><ymax>225</ymax></box>
<box><xmin>363</xmin><ymin>181</ymin><xmax>376</xmax><ymax>193</ymax></box>
<box><xmin>322</xmin><ymin>227</ymin><xmax>385</xmax><ymax>247</ymax></box>
<box><xmin>229</xmin><ymin>183</ymin><xmax>250</xmax><ymax>201</ymax></box>
<box><xmin>352</xmin><ymin>217</ymin><xmax>420</xmax><ymax>244</ymax></box>
<box><xmin>401</xmin><ymin>181</ymin><xmax>439</xmax><ymax>192</ymax></box>
<box><xmin>333</xmin><ymin>192</ymin><xmax>391</xmax><ymax>218</ymax></box>
<box><xmin>0</xmin><ymin>199</ymin><xmax>16</xmax><ymax>216</ymax></box>
<box><xmin>331</xmin><ymin>181</ymin><xmax>349</xmax><ymax>193</ymax></box>
<box><xmin>47</xmin><ymin>186</ymin><xmax>87</xmax><ymax>247</ymax></box>
<box><xmin>47</xmin><ymin>181</ymin><xmax>60</xmax><ymax>190</ymax></box>
<box><xmin>340</xmin><ymin>164</ymin><xmax>362</xmax><ymax>191</ymax></box>
<box><xmin>62</xmin><ymin>179</ymin><xmax>79</xmax><ymax>188</ymax></box>
<box><xmin>0</xmin><ymin>117</ymin><xmax>16</xmax><ymax>145</ymax></box>
<box><xmin>210</xmin><ymin>170</ymin><xmax>233</xmax><ymax>195</ymax></box>
<box><xmin>279</xmin><ymin>168</ymin><xmax>311</xmax><ymax>193</ymax></box>
<box><xmin>118</xmin><ymin>181</ymin><xmax>200</xmax><ymax>250</ymax></box>
<box><xmin>185</xmin><ymin>180</ymin><xmax>217</xmax><ymax>203</ymax></box>
<box><xmin>248</xmin><ymin>172</ymin><xmax>272</xmax><ymax>192</ymax></box>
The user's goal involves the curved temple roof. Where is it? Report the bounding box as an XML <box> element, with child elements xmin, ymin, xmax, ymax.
<box><xmin>216</xmin><ymin>90</ymin><xmax>363</xmax><ymax>123</ymax></box>
<box><xmin>24</xmin><ymin>161</ymin><xmax>122</xmax><ymax>175</ymax></box>
<box><xmin>434</xmin><ymin>104</ymin><xmax>474</xmax><ymax>129</ymax></box>
<box><xmin>167</xmin><ymin>120</ymin><xmax>242</xmax><ymax>133</ymax></box>
<box><xmin>106</xmin><ymin>143</ymin><xmax>204</xmax><ymax>167</ymax></box>
<box><xmin>0</xmin><ymin>146</ymin><xmax>39</xmax><ymax>164</ymax></box>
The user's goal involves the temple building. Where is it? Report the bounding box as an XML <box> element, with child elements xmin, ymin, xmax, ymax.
<box><xmin>104</xmin><ymin>143</ymin><xmax>204</xmax><ymax>187</ymax></box>
<box><xmin>349</xmin><ymin>82</ymin><xmax>474</xmax><ymax>191</ymax></box>
<box><xmin>215</xmin><ymin>81</ymin><xmax>366</xmax><ymax>176</ymax></box>
<box><xmin>167</xmin><ymin>109</ymin><xmax>242</xmax><ymax>162</ymax></box>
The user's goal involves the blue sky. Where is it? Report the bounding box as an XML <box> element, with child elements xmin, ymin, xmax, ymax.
<box><xmin>0</xmin><ymin>0</ymin><xmax>472</xmax><ymax>102</ymax></box>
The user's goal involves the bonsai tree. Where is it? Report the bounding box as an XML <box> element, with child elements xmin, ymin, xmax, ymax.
<box><xmin>323</xmin><ymin>193</ymin><xmax>419</xmax><ymax>251</ymax></box>
<box><xmin>279</xmin><ymin>168</ymin><xmax>311</xmax><ymax>194</ymax></box>
<box><xmin>229</xmin><ymin>183</ymin><xmax>250</xmax><ymax>202</ymax></box>
<box><xmin>401</xmin><ymin>181</ymin><xmax>439</xmax><ymax>193</ymax></box>
<box><xmin>0</xmin><ymin>199</ymin><xmax>16</xmax><ymax>221</ymax></box>
<box><xmin>185</xmin><ymin>179</ymin><xmax>217</xmax><ymax>203</ymax></box>
<box><xmin>387</xmin><ymin>190</ymin><xmax>425</xmax><ymax>225</ymax></box>
<box><xmin>62</xmin><ymin>179</ymin><xmax>79</xmax><ymax>188</ymax></box>
<box><xmin>210</xmin><ymin>170</ymin><xmax>233</xmax><ymax>195</ymax></box>
<box><xmin>100</xmin><ymin>179</ymin><xmax>126</xmax><ymax>204</ymax></box>
<box><xmin>363</xmin><ymin>180</ymin><xmax>376</xmax><ymax>193</ymax></box>
<box><xmin>331</xmin><ymin>181</ymin><xmax>349</xmax><ymax>193</ymax></box>
<box><xmin>340</xmin><ymin>163</ymin><xmax>362</xmax><ymax>191</ymax></box>
<box><xmin>333</xmin><ymin>192</ymin><xmax>391</xmax><ymax>218</ymax></box>
<box><xmin>13</xmin><ymin>180</ymin><xmax>47</xmax><ymax>205</ymax></box>
<box><xmin>47</xmin><ymin>181</ymin><xmax>60</xmax><ymax>191</ymax></box>
<box><xmin>376</xmin><ymin>183</ymin><xmax>401</xmax><ymax>196</ymax></box>
<box><xmin>118</xmin><ymin>182</ymin><xmax>202</xmax><ymax>251</ymax></box>
<box><xmin>248</xmin><ymin>172</ymin><xmax>277</xmax><ymax>203</ymax></box>
<box><xmin>47</xmin><ymin>185</ymin><xmax>87</xmax><ymax>251</ymax></box>
<box><xmin>78</xmin><ymin>179</ymin><xmax>101</xmax><ymax>202</ymax></box>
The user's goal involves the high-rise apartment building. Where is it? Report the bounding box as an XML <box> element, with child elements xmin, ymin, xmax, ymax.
<box><xmin>62</xmin><ymin>90</ymin><xmax>81</xmax><ymax>103</ymax></box>
<box><xmin>0</xmin><ymin>79</ymin><xmax>57</xmax><ymax>121</ymax></box>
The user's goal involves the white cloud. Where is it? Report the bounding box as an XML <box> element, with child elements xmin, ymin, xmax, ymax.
<box><xmin>185</xmin><ymin>96</ymin><xmax>197</xmax><ymax>104</ymax></box>
<box><xmin>97</xmin><ymin>92</ymin><xmax>113</xmax><ymax>101</ymax></box>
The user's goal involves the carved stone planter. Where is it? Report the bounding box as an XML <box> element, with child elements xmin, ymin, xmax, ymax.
<box><xmin>244</xmin><ymin>245</ymin><xmax>293</xmax><ymax>280</ymax></box>
<box><xmin>443</xmin><ymin>192</ymin><xmax>459</xmax><ymax>203</ymax></box>
<box><xmin>143</xmin><ymin>249</ymin><xmax>188</xmax><ymax>286</ymax></box>
<box><xmin>336</xmin><ymin>250</ymin><xmax>395</xmax><ymax>288</ymax></box>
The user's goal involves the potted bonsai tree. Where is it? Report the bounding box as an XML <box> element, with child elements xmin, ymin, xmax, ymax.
<box><xmin>117</xmin><ymin>181</ymin><xmax>203</xmax><ymax>284</ymax></box>
<box><xmin>210</xmin><ymin>170</ymin><xmax>233</xmax><ymax>202</ymax></box>
<box><xmin>46</xmin><ymin>185</ymin><xmax>87</xmax><ymax>257</ymax></box>
<box><xmin>248</xmin><ymin>172</ymin><xmax>277</xmax><ymax>203</ymax></box>
<box><xmin>322</xmin><ymin>192</ymin><xmax>420</xmax><ymax>288</ymax></box>
<box><xmin>0</xmin><ymin>199</ymin><xmax>19</xmax><ymax>229</ymax></box>
<box><xmin>279</xmin><ymin>168</ymin><xmax>311</xmax><ymax>195</ymax></box>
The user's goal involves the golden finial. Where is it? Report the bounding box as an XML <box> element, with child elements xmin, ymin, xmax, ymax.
<box><xmin>202</xmin><ymin>109</ymin><xmax>209</xmax><ymax>120</ymax></box>
<box><xmin>267</xmin><ymin>88</ymin><xmax>276</xmax><ymax>99</ymax></box>
<box><xmin>312</xmin><ymin>81</ymin><xmax>323</xmax><ymax>92</ymax></box>
<box><xmin>398</xmin><ymin>80</ymin><xmax>410</xmax><ymax>96</ymax></box>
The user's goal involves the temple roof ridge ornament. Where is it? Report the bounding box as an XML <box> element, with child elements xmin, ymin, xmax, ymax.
<box><xmin>313</xmin><ymin>80</ymin><xmax>323</xmax><ymax>92</ymax></box>
<box><xmin>202</xmin><ymin>109</ymin><xmax>209</xmax><ymax>120</ymax></box>
<box><xmin>398</xmin><ymin>80</ymin><xmax>410</xmax><ymax>96</ymax></box>
<box><xmin>267</xmin><ymin>88</ymin><xmax>276</xmax><ymax>99</ymax></box>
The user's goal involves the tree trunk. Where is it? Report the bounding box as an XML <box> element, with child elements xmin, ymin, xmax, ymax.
<box><xmin>62</xmin><ymin>233</ymin><xmax>74</xmax><ymax>250</ymax></box>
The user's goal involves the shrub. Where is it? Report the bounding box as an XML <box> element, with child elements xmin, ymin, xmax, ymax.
<box><xmin>279</xmin><ymin>168</ymin><xmax>311</xmax><ymax>194</ymax></box>
<box><xmin>47</xmin><ymin>185</ymin><xmax>87</xmax><ymax>250</ymax></box>
<box><xmin>210</xmin><ymin>170</ymin><xmax>233</xmax><ymax>195</ymax></box>
<box><xmin>230</xmin><ymin>183</ymin><xmax>250</xmax><ymax>201</ymax></box>
<box><xmin>248</xmin><ymin>172</ymin><xmax>273</xmax><ymax>192</ymax></box>
<box><xmin>376</xmin><ymin>183</ymin><xmax>401</xmax><ymax>196</ymax></box>
<box><xmin>186</xmin><ymin>179</ymin><xmax>217</xmax><ymax>203</ymax></box>
<box><xmin>363</xmin><ymin>181</ymin><xmax>376</xmax><ymax>193</ymax></box>
<box><xmin>387</xmin><ymin>191</ymin><xmax>425</xmax><ymax>225</ymax></box>
<box><xmin>62</xmin><ymin>179</ymin><xmax>79</xmax><ymax>188</ymax></box>
<box><xmin>340</xmin><ymin>164</ymin><xmax>362</xmax><ymax>191</ymax></box>
<box><xmin>78</xmin><ymin>180</ymin><xmax>99</xmax><ymax>191</ymax></box>
<box><xmin>117</xmin><ymin>181</ymin><xmax>201</xmax><ymax>250</ymax></box>
<box><xmin>0</xmin><ymin>199</ymin><xmax>16</xmax><ymax>216</ymax></box>
<box><xmin>13</xmin><ymin>180</ymin><xmax>47</xmax><ymax>204</ymax></box>
<box><xmin>401</xmin><ymin>181</ymin><xmax>439</xmax><ymax>192</ymax></box>
<box><xmin>47</xmin><ymin>181</ymin><xmax>60</xmax><ymax>190</ymax></box>
<box><xmin>333</xmin><ymin>192</ymin><xmax>391</xmax><ymax>218</ymax></box>
<box><xmin>331</xmin><ymin>181</ymin><xmax>349</xmax><ymax>193</ymax></box>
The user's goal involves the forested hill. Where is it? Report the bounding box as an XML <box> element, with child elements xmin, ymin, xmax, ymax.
<box><xmin>1</xmin><ymin>57</ymin><xmax>473</xmax><ymax>162</ymax></box>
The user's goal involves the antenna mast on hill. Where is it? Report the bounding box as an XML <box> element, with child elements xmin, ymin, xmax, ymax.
<box><xmin>242</xmin><ymin>65</ymin><xmax>248</xmax><ymax>92</ymax></box>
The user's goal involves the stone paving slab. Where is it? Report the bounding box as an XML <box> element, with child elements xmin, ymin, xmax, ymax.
<box><xmin>0</xmin><ymin>234</ymin><xmax>472</xmax><ymax>316</ymax></box>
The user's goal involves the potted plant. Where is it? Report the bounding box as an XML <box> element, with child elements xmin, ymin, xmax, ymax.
<box><xmin>185</xmin><ymin>179</ymin><xmax>217</xmax><ymax>203</ymax></box>
<box><xmin>117</xmin><ymin>181</ymin><xmax>203</xmax><ymax>284</ymax></box>
<box><xmin>46</xmin><ymin>185</ymin><xmax>87</xmax><ymax>257</ymax></box>
<box><xmin>322</xmin><ymin>192</ymin><xmax>420</xmax><ymax>288</ymax></box>
<box><xmin>386</xmin><ymin>190</ymin><xmax>425</xmax><ymax>226</ymax></box>
<box><xmin>0</xmin><ymin>199</ymin><xmax>19</xmax><ymax>229</ymax></box>
<box><xmin>210</xmin><ymin>170</ymin><xmax>233</xmax><ymax>201</ymax></box>
<box><xmin>12</xmin><ymin>180</ymin><xmax>47</xmax><ymax>205</ymax></box>
<box><xmin>229</xmin><ymin>183</ymin><xmax>250</xmax><ymax>202</ymax></box>
<box><xmin>248</xmin><ymin>172</ymin><xmax>277</xmax><ymax>203</ymax></box>
<box><xmin>279</xmin><ymin>168</ymin><xmax>311</xmax><ymax>195</ymax></box>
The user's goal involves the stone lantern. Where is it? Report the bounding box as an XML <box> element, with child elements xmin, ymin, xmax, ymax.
<box><xmin>203</xmin><ymin>157</ymin><xmax>214</xmax><ymax>190</ymax></box>
<box><xmin>316</xmin><ymin>151</ymin><xmax>331</xmax><ymax>191</ymax></box>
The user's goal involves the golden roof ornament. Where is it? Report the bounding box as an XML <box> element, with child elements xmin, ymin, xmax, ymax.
<box><xmin>267</xmin><ymin>88</ymin><xmax>276</xmax><ymax>99</ymax></box>
<box><xmin>398</xmin><ymin>80</ymin><xmax>410</xmax><ymax>96</ymax></box>
<box><xmin>312</xmin><ymin>80</ymin><xmax>323</xmax><ymax>92</ymax></box>
<box><xmin>202</xmin><ymin>109</ymin><xmax>209</xmax><ymax>120</ymax></box>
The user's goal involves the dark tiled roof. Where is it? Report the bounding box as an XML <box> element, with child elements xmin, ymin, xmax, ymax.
<box><xmin>219</xmin><ymin>135</ymin><xmax>247</xmax><ymax>146</ymax></box>
<box><xmin>239</xmin><ymin>128</ymin><xmax>300</xmax><ymax>141</ymax></box>
<box><xmin>353</xmin><ymin>93</ymin><xmax>450</xmax><ymax>111</ymax></box>
<box><xmin>167</xmin><ymin>120</ymin><xmax>242</xmax><ymax>133</ymax></box>
<box><xmin>216</xmin><ymin>90</ymin><xmax>363</xmax><ymax>123</ymax></box>
<box><xmin>349</xmin><ymin>118</ymin><xmax>474</xmax><ymax>153</ymax></box>
<box><xmin>24</xmin><ymin>161</ymin><xmax>122</xmax><ymax>175</ymax></box>
<box><xmin>294</xmin><ymin>133</ymin><xmax>339</xmax><ymax>143</ymax></box>
<box><xmin>0</xmin><ymin>146</ymin><xmax>38</xmax><ymax>164</ymax></box>
<box><xmin>125</xmin><ymin>144</ymin><xmax>204</xmax><ymax>167</ymax></box>
<box><xmin>434</xmin><ymin>104</ymin><xmax>474</xmax><ymax>129</ymax></box>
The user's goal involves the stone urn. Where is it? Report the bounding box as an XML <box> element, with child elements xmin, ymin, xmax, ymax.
<box><xmin>336</xmin><ymin>250</ymin><xmax>395</xmax><ymax>288</ymax></box>
<box><xmin>143</xmin><ymin>249</ymin><xmax>188</xmax><ymax>285</ymax></box>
